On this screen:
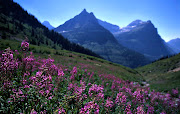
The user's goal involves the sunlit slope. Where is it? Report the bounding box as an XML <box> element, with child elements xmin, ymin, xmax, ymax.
<box><xmin>0</xmin><ymin>39</ymin><xmax>143</xmax><ymax>82</ymax></box>
<box><xmin>136</xmin><ymin>54</ymin><xmax>180</xmax><ymax>92</ymax></box>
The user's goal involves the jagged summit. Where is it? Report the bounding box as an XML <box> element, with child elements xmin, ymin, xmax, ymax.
<box><xmin>79</xmin><ymin>9</ymin><xmax>88</xmax><ymax>15</ymax></box>
<box><xmin>78</xmin><ymin>9</ymin><xmax>96</xmax><ymax>21</ymax></box>
<box><xmin>81</xmin><ymin>9</ymin><xmax>87</xmax><ymax>13</ymax></box>
<box><xmin>78</xmin><ymin>9</ymin><xmax>94</xmax><ymax>16</ymax></box>
<box><xmin>54</xmin><ymin>9</ymin><xmax>98</xmax><ymax>32</ymax></box>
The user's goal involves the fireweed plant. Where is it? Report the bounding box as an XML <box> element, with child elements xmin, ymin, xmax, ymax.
<box><xmin>0</xmin><ymin>41</ymin><xmax>179</xmax><ymax>114</ymax></box>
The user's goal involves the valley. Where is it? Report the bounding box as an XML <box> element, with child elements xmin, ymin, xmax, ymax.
<box><xmin>137</xmin><ymin>53</ymin><xmax>180</xmax><ymax>92</ymax></box>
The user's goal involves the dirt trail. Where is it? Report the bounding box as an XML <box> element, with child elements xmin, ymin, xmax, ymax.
<box><xmin>172</xmin><ymin>67</ymin><xmax>180</xmax><ymax>72</ymax></box>
<box><xmin>168</xmin><ymin>67</ymin><xmax>180</xmax><ymax>73</ymax></box>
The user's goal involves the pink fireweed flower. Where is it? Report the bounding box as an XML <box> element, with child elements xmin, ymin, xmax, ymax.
<box><xmin>30</xmin><ymin>109</ymin><xmax>37</xmax><ymax>114</ymax></box>
<box><xmin>48</xmin><ymin>96</ymin><xmax>53</xmax><ymax>100</ymax></box>
<box><xmin>125</xmin><ymin>104</ymin><xmax>132</xmax><ymax>114</ymax></box>
<box><xmin>58</xmin><ymin>108</ymin><xmax>66</xmax><ymax>114</ymax></box>
<box><xmin>23</xmin><ymin>72</ymin><xmax>30</xmax><ymax>77</ymax></box>
<box><xmin>18</xmin><ymin>89</ymin><xmax>23</xmax><ymax>94</ymax></box>
<box><xmin>90</xmin><ymin>72</ymin><xmax>94</xmax><ymax>79</ymax></box>
<box><xmin>70</xmin><ymin>75</ymin><xmax>75</xmax><ymax>80</ymax></box>
<box><xmin>45</xmin><ymin>90</ymin><xmax>50</xmax><ymax>94</ymax></box>
<box><xmin>88</xmin><ymin>84</ymin><xmax>104</xmax><ymax>97</ymax></box>
<box><xmin>22</xmin><ymin>79</ymin><xmax>27</xmax><ymax>85</ymax></box>
<box><xmin>49</xmin><ymin>75</ymin><xmax>52</xmax><ymax>81</ymax></box>
<box><xmin>115</xmin><ymin>92</ymin><xmax>127</xmax><ymax>105</ymax></box>
<box><xmin>21</xmin><ymin>40</ymin><xmax>29</xmax><ymax>51</ymax></box>
<box><xmin>23</xmin><ymin>55</ymin><xmax>35</xmax><ymax>70</ymax></box>
<box><xmin>111</xmin><ymin>82</ymin><xmax>115</xmax><ymax>90</ymax></box>
<box><xmin>97</xmin><ymin>92</ymin><xmax>104</xmax><ymax>99</ymax></box>
<box><xmin>71</xmin><ymin>67</ymin><xmax>77</xmax><ymax>74</ymax></box>
<box><xmin>172</xmin><ymin>88</ymin><xmax>178</xmax><ymax>95</ymax></box>
<box><xmin>40</xmin><ymin>110</ymin><xmax>47</xmax><ymax>114</ymax></box>
<box><xmin>136</xmin><ymin>105</ymin><xmax>145</xmax><ymax>114</ymax></box>
<box><xmin>15</xmin><ymin>50</ymin><xmax>19</xmax><ymax>55</ymax></box>
<box><xmin>105</xmin><ymin>98</ymin><xmax>114</xmax><ymax>108</ymax></box>
<box><xmin>29</xmin><ymin>76</ymin><xmax>36</xmax><ymax>82</ymax></box>
<box><xmin>1</xmin><ymin>48</ymin><xmax>18</xmax><ymax>73</ymax></box>
<box><xmin>88</xmin><ymin>83</ymin><xmax>91</xmax><ymax>86</ymax></box>
<box><xmin>147</xmin><ymin>106</ymin><xmax>154</xmax><ymax>114</ymax></box>
<box><xmin>24</xmin><ymin>85</ymin><xmax>30</xmax><ymax>88</ymax></box>
<box><xmin>68</xmin><ymin>83</ymin><xmax>74</xmax><ymax>90</ymax></box>
<box><xmin>39</xmin><ymin>90</ymin><xmax>44</xmax><ymax>96</ymax></box>
<box><xmin>70</xmin><ymin>67</ymin><xmax>77</xmax><ymax>80</ymax></box>
<box><xmin>132</xmin><ymin>89</ymin><xmax>144</xmax><ymax>103</ymax></box>
<box><xmin>80</xmin><ymin>101</ymin><xmax>99</xmax><ymax>114</ymax></box>
<box><xmin>36</xmin><ymin>71</ymin><xmax>42</xmax><ymax>77</ymax></box>
<box><xmin>58</xmin><ymin>69</ymin><xmax>64</xmax><ymax>77</ymax></box>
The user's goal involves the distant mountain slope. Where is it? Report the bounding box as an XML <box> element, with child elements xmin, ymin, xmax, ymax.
<box><xmin>113</xmin><ymin>20</ymin><xmax>174</xmax><ymax>61</ymax></box>
<box><xmin>167</xmin><ymin>38</ymin><xmax>180</xmax><ymax>53</ymax></box>
<box><xmin>97</xmin><ymin>19</ymin><xmax>120</xmax><ymax>34</ymax></box>
<box><xmin>0</xmin><ymin>0</ymin><xmax>101</xmax><ymax>58</ymax></box>
<box><xmin>54</xmin><ymin>9</ymin><xmax>150</xmax><ymax>68</ymax></box>
<box><xmin>136</xmin><ymin>53</ymin><xmax>180</xmax><ymax>92</ymax></box>
<box><xmin>42</xmin><ymin>21</ymin><xmax>54</xmax><ymax>30</ymax></box>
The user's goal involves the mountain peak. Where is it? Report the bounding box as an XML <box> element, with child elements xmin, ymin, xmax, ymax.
<box><xmin>82</xmin><ymin>8</ymin><xmax>87</xmax><ymax>12</ymax></box>
<box><xmin>54</xmin><ymin>8</ymin><xmax>98</xmax><ymax>32</ymax></box>
<box><xmin>90</xmin><ymin>12</ymin><xmax>94</xmax><ymax>15</ymax></box>
<box><xmin>80</xmin><ymin>9</ymin><xmax>88</xmax><ymax>15</ymax></box>
<box><xmin>42</xmin><ymin>21</ymin><xmax>50</xmax><ymax>25</ymax></box>
<box><xmin>128</xmin><ymin>20</ymin><xmax>144</xmax><ymax>27</ymax></box>
<box><xmin>147</xmin><ymin>20</ymin><xmax>152</xmax><ymax>23</ymax></box>
<box><xmin>79</xmin><ymin>9</ymin><xmax>95</xmax><ymax>17</ymax></box>
<box><xmin>42</xmin><ymin>21</ymin><xmax>54</xmax><ymax>30</ymax></box>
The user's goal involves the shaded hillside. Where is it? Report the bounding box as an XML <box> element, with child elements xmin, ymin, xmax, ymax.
<box><xmin>136</xmin><ymin>53</ymin><xmax>180</xmax><ymax>92</ymax></box>
<box><xmin>54</xmin><ymin>9</ymin><xmax>150</xmax><ymax>68</ymax></box>
<box><xmin>167</xmin><ymin>38</ymin><xmax>180</xmax><ymax>53</ymax></box>
<box><xmin>0</xmin><ymin>0</ymin><xmax>101</xmax><ymax>58</ymax></box>
<box><xmin>98</xmin><ymin>19</ymin><xmax>120</xmax><ymax>34</ymax></box>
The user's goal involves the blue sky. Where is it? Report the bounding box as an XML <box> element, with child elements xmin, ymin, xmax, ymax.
<box><xmin>14</xmin><ymin>0</ymin><xmax>180</xmax><ymax>41</ymax></box>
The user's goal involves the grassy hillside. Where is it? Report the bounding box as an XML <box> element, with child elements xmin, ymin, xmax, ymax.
<box><xmin>0</xmin><ymin>39</ymin><xmax>143</xmax><ymax>82</ymax></box>
<box><xmin>136</xmin><ymin>53</ymin><xmax>180</xmax><ymax>92</ymax></box>
<box><xmin>0</xmin><ymin>40</ymin><xmax>179</xmax><ymax>113</ymax></box>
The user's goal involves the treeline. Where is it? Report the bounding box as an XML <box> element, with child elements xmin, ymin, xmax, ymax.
<box><xmin>151</xmin><ymin>54</ymin><xmax>178</xmax><ymax>63</ymax></box>
<box><xmin>0</xmin><ymin>0</ymin><xmax>101</xmax><ymax>58</ymax></box>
